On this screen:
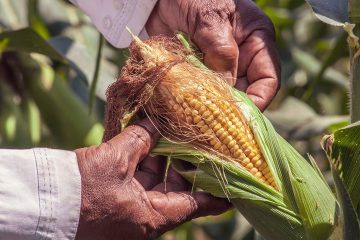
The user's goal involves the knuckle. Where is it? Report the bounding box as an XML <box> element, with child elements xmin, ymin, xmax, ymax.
<box><xmin>190</xmin><ymin>0</ymin><xmax>233</xmax><ymax>30</ymax></box>
<box><xmin>217</xmin><ymin>44</ymin><xmax>239</xmax><ymax>60</ymax></box>
<box><xmin>126</xmin><ymin>126</ymin><xmax>151</xmax><ymax>150</ymax></box>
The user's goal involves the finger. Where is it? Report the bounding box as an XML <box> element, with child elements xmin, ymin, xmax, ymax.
<box><xmin>147</xmin><ymin>191</ymin><xmax>232</xmax><ymax>234</ymax></box>
<box><xmin>192</xmin><ymin>18</ymin><xmax>239</xmax><ymax>85</ymax></box>
<box><xmin>237</xmin><ymin>30</ymin><xmax>280</xmax><ymax>111</ymax></box>
<box><xmin>106</xmin><ymin>118</ymin><xmax>160</xmax><ymax>176</ymax></box>
<box><xmin>233</xmin><ymin>1</ymin><xmax>281</xmax><ymax>111</ymax></box>
<box><xmin>134</xmin><ymin>155</ymin><xmax>166</xmax><ymax>190</ymax></box>
<box><xmin>152</xmin><ymin>167</ymin><xmax>190</xmax><ymax>192</ymax></box>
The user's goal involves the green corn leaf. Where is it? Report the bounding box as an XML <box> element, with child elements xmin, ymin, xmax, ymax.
<box><xmin>329</xmin><ymin>158</ymin><xmax>359</xmax><ymax>240</ymax></box>
<box><xmin>322</xmin><ymin>122</ymin><xmax>360</xmax><ymax>215</ymax></box>
<box><xmin>0</xmin><ymin>28</ymin><xmax>65</xmax><ymax>62</ymax></box>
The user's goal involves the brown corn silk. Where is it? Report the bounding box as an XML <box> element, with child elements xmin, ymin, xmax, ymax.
<box><xmin>104</xmin><ymin>36</ymin><xmax>276</xmax><ymax>189</ymax></box>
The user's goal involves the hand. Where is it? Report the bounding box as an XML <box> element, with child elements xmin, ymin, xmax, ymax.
<box><xmin>75</xmin><ymin>119</ymin><xmax>230</xmax><ymax>240</ymax></box>
<box><xmin>146</xmin><ymin>0</ymin><xmax>280</xmax><ymax>111</ymax></box>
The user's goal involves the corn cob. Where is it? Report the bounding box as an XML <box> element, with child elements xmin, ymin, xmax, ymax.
<box><xmin>155</xmin><ymin>78</ymin><xmax>276</xmax><ymax>188</ymax></box>
<box><xmin>123</xmin><ymin>34</ymin><xmax>278</xmax><ymax>189</ymax></box>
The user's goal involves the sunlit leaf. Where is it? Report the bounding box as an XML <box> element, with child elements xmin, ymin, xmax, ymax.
<box><xmin>302</xmin><ymin>32</ymin><xmax>348</xmax><ymax>100</ymax></box>
<box><xmin>27</xmin><ymin>0</ymin><xmax>50</xmax><ymax>39</ymax></box>
<box><xmin>27</xmin><ymin>100</ymin><xmax>41</xmax><ymax>144</ymax></box>
<box><xmin>0</xmin><ymin>28</ymin><xmax>65</xmax><ymax>62</ymax></box>
<box><xmin>0</xmin><ymin>38</ymin><xmax>9</xmax><ymax>52</ymax></box>
<box><xmin>291</xmin><ymin>47</ymin><xmax>348</xmax><ymax>89</ymax></box>
<box><xmin>264</xmin><ymin>7</ymin><xmax>293</xmax><ymax>28</ymax></box>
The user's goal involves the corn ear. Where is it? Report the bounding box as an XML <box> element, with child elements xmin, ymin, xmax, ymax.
<box><xmin>153</xmin><ymin>88</ymin><xmax>338</xmax><ymax>239</ymax></box>
<box><xmin>106</xmin><ymin>33</ymin><xmax>339</xmax><ymax>240</ymax></box>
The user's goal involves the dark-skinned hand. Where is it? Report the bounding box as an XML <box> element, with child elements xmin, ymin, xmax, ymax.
<box><xmin>146</xmin><ymin>0</ymin><xmax>281</xmax><ymax>111</ymax></box>
<box><xmin>75</xmin><ymin>119</ymin><xmax>230</xmax><ymax>240</ymax></box>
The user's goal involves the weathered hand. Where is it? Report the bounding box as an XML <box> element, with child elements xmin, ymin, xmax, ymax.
<box><xmin>75</xmin><ymin>119</ymin><xmax>230</xmax><ymax>240</ymax></box>
<box><xmin>146</xmin><ymin>0</ymin><xmax>280</xmax><ymax>111</ymax></box>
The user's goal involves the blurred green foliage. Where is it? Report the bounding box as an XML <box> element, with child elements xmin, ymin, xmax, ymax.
<box><xmin>0</xmin><ymin>0</ymin><xmax>350</xmax><ymax>239</ymax></box>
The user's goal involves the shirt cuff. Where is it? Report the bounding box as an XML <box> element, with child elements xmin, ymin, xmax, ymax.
<box><xmin>70</xmin><ymin>0</ymin><xmax>157</xmax><ymax>48</ymax></box>
<box><xmin>0</xmin><ymin>148</ymin><xmax>81</xmax><ymax>240</ymax></box>
<box><xmin>39</xmin><ymin>149</ymin><xmax>81</xmax><ymax>240</ymax></box>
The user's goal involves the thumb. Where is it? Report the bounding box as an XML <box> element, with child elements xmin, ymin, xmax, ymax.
<box><xmin>192</xmin><ymin>20</ymin><xmax>239</xmax><ymax>86</ymax></box>
<box><xmin>107</xmin><ymin>118</ymin><xmax>160</xmax><ymax>176</ymax></box>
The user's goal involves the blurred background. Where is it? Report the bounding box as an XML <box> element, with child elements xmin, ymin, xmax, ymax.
<box><xmin>0</xmin><ymin>0</ymin><xmax>350</xmax><ymax>239</ymax></box>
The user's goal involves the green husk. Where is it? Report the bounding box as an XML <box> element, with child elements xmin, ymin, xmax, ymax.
<box><xmin>153</xmin><ymin>88</ymin><xmax>338</xmax><ymax>240</ymax></box>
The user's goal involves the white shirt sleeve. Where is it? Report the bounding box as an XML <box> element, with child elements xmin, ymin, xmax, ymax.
<box><xmin>0</xmin><ymin>148</ymin><xmax>81</xmax><ymax>240</ymax></box>
<box><xmin>69</xmin><ymin>0</ymin><xmax>158</xmax><ymax>48</ymax></box>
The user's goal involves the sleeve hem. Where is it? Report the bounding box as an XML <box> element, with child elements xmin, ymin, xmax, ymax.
<box><xmin>34</xmin><ymin>148</ymin><xmax>81</xmax><ymax>240</ymax></box>
<box><xmin>51</xmin><ymin>149</ymin><xmax>81</xmax><ymax>240</ymax></box>
<box><xmin>33</xmin><ymin>148</ymin><xmax>57</xmax><ymax>239</ymax></box>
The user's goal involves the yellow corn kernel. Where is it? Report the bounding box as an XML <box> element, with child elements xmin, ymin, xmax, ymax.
<box><xmin>246</xmin><ymin>162</ymin><xmax>254</xmax><ymax>169</ymax></box>
<box><xmin>205</xmin><ymin>115</ymin><xmax>215</xmax><ymax>124</ymax></box>
<box><xmin>197</xmin><ymin>120</ymin><xmax>206</xmax><ymax>127</ymax></box>
<box><xmin>200</xmin><ymin>125</ymin><xmax>209</xmax><ymax>133</ymax></box>
<box><xmin>175</xmin><ymin>96</ymin><xmax>183</xmax><ymax>104</ymax></box>
<box><xmin>254</xmin><ymin>160</ymin><xmax>263</xmax><ymax>168</ymax></box>
<box><xmin>242</xmin><ymin>157</ymin><xmax>250</xmax><ymax>165</ymax></box>
<box><xmin>166</xmin><ymin>93</ymin><xmax>276</xmax><ymax>189</ymax></box>
<box><xmin>199</xmin><ymin>106</ymin><xmax>207</xmax><ymax>114</ymax></box>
